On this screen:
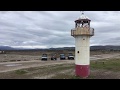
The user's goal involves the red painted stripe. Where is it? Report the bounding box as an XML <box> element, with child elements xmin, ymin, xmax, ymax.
<box><xmin>75</xmin><ymin>65</ymin><xmax>90</xmax><ymax>78</ymax></box>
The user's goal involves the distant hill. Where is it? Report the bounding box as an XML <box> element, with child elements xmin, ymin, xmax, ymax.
<box><xmin>90</xmin><ymin>45</ymin><xmax>120</xmax><ymax>51</ymax></box>
<box><xmin>0</xmin><ymin>46</ymin><xmax>14</xmax><ymax>50</ymax></box>
<box><xmin>1</xmin><ymin>45</ymin><xmax>120</xmax><ymax>51</ymax></box>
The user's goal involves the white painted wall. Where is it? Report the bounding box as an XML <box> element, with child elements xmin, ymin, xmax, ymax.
<box><xmin>75</xmin><ymin>36</ymin><xmax>90</xmax><ymax>65</ymax></box>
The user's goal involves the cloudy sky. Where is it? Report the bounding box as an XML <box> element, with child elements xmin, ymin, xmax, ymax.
<box><xmin>0</xmin><ymin>11</ymin><xmax>120</xmax><ymax>48</ymax></box>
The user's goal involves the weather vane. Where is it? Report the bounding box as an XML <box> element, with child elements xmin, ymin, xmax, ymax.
<box><xmin>80</xmin><ymin>11</ymin><xmax>84</xmax><ymax>14</ymax></box>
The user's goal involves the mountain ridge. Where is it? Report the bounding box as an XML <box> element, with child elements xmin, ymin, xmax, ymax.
<box><xmin>1</xmin><ymin>45</ymin><xmax>120</xmax><ymax>51</ymax></box>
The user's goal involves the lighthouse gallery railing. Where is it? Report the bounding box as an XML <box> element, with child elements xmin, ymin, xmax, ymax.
<box><xmin>71</xmin><ymin>27</ymin><xmax>94</xmax><ymax>36</ymax></box>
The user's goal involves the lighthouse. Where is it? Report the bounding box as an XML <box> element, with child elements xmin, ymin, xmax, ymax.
<box><xmin>71</xmin><ymin>12</ymin><xmax>94</xmax><ymax>78</ymax></box>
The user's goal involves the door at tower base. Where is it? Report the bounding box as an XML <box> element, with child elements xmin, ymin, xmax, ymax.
<box><xmin>75</xmin><ymin>65</ymin><xmax>90</xmax><ymax>78</ymax></box>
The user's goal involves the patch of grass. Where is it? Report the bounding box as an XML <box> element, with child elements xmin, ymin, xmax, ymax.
<box><xmin>72</xmin><ymin>75</ymin><xmax>95</xmax><ymax>79</ymax></box>
<box><xmin>51</xmin><ymin>73</ymin><xmax>80</xmax><ymax>79</ymax></box>
<box><xmin>12</xmin><ymin>64</ymin><xmax>75</xmax><ymax>78</ymax></box>
<box><xmin>91</xmin><ymin>58</ymin><xmax>120</xmax><ymax>72</ymax></box>
<box><xmin>51</xmin><ymin>73</ymin><xmax>95</xmax><ymax>79</ymax></box>
<box><xmin>15</xmin><ymin>70</ymin><xmax>28</xmax><ymax>75</ymax></box>
<box><xmin>52</xmin><ymin>64</ymin><xmax>74</xmax><ymax>72</ymax></box>
<box><xmin>10</xmin><ymin>60</ymin><xmax>16</xmax><ymax>62</ymax></box>
<box><xmin>2</xmin><ymin>61</ymin><xmax>7</xmax><ymax>62</ymax></box>
<box><xmin>3</xmin><ymin>58</ymin><xmax>120</xmax><ymax>79</ymax></box>
<box><xmin>26</xmin><ymin>64</ymin><xmax>74</xmax><ymax>73</ymax></box>
<box><xmin>51</xmin><ymin>72</ymin><xmax>96</xmax><ymax>79</ymax></box>
<box><xmin>87</xmin><ymin>75</ymin><xmax>96</xmax><ymax>79</ymax></box>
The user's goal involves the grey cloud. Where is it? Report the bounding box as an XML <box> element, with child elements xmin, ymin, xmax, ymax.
<box><xmin>100</xmin><ymin>37</ymin><xmax>120</xmax><ymax>45</ymax></box>
<box><xmin>0</xmin><ymin>11</ymin><xmax>120</xmax><ymax>48</ymax></box>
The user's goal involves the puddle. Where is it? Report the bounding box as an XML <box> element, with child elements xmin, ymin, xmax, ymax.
<box><xmin>5</xmin><ymin>64</ymin><xmax>22</xmax><ymax>67</ymax></box>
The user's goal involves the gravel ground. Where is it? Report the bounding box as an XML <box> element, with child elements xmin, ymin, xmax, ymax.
<box><xmin>0</xmin><ymin>53</ymin><xmax>120</xmax><ymax>73</ymax></box>
<box><xmin>0</xmin><ymin>53</ymin><xmax>120</xmax><ymax>79</ymax></box>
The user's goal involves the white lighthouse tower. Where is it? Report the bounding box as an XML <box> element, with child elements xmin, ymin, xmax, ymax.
<box><xmin>71</xmin><ymin>12</ymin><xmax>94</xmax><ymax>78</ymax></box>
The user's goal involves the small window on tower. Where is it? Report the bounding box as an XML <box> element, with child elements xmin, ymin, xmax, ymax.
<box><xmin>83</xmin><ymin>39</ymin><xmax>85</xmax><ymax>40</ymax></box>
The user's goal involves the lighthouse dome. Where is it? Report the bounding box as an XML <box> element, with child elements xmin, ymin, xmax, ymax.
<box><xmin>79</xmin><ymin>13</ymin><xmax>89</xmax><ymax>20</ymax></box>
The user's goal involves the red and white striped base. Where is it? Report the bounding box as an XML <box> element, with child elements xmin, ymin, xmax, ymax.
<box><xmin>75</xmin><ymin>65</ymin><xmax>90</xmax><ymax>78</ymax></box>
